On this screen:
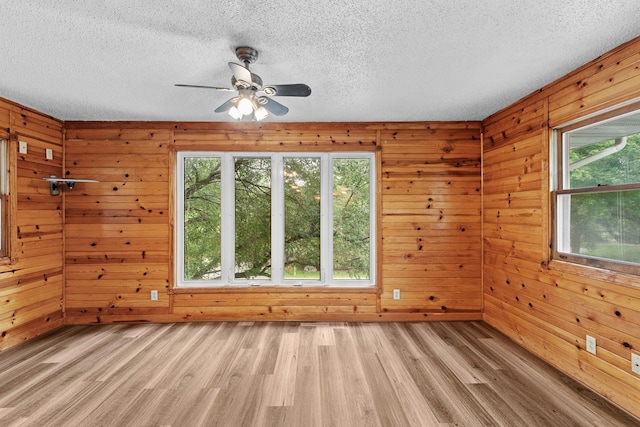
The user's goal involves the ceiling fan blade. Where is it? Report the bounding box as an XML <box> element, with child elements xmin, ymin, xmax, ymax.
<box><xmin>175</xmin><ymin>84</ymin><xmax>235</xmax><ymax>91</ymax></box>
<box><xmin>259</xmin><ymin>97</ymin><xmax>289</xmax><ymax>116</ymax></box>
<box><xmin>263</xmin><ymin>84</ymin><xmax>311</xmax><ymax>97</ymax></box>
<box><xmin>228</xmin><ymin>62</ymin><xmax>253</xmax><ymax>85</ymax></box>
<box><xmin>214</xmin><ymin>97</ymin><xmax>238</xmax><ymax>113</ymax></box>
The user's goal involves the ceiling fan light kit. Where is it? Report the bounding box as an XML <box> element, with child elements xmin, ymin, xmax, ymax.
<box><xmin>176</xmin><ymin>46</ymin><xmax>311</xmax><ymax>121</ymax></box>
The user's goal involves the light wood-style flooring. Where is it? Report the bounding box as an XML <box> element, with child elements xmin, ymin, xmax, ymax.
<box><xmin>0</xmin><ymin>322</ymin><xmax>637</xmax><ymax>426</ymax></box>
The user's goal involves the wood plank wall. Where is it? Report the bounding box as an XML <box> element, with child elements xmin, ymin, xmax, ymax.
<box><xmin>482</xmin><ymin>35</ymin><xmax>640</xmax><ymax>417</ymax></box>
<box><xmin>63</xmin><ymin>126</ymin><xmax>172</xmax><ymax>323</ymax></box>
<box><xmin>0</xmin><ymin>98</ymin><xmax>64</xmax><ymax>351</ymax></box>
<box><xmin>62</xmin><ymin>121</ymin><xmax>482</xmax><ymax>324</ymax></box>
<box><xmin>379</xmin><ymin>124</ymin><xmax>482</xmax><ymax>315</ymax></box>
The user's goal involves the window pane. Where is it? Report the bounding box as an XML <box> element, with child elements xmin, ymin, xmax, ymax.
<box><xmin>183</xmin><ymin>157</ymin><xmax>222</xmax><ymax>280</ymax></box>
<box><xmin>565</xmin><ymin>113</ymin><xmax>640</xmax><ymax>189</ymax></box>
<box><xmin>333</xmin><ymin>158</ymin><xmax>370</xmax><ymax>280</ymax></box>
<box><xmin>284</xmin><ymin>158</ymin><xmax>320</xmax><ymax>280</ymax></box>
<box><xmin>0</xmin><ymin>139</ymin><xmax>6</xmax><ymax>257</ymax></box>
<box><xmin>0</xmin><ymin>198</ymin><xmax>3</xmax><ymax>252</ymax></box>
<box><xmin>558</xmin><ymin>190</ymin><xmax>640</xmax><ymax>264</ymax></box>
<box><xmin>235</xmin><ymin>158</ymin><xmax>271</xmax><ymax>279</ymax></box>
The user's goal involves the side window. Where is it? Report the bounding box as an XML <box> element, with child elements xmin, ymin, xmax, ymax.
<box><xmin>553</xmin><ymin>104</ymin><xmax>640</xmax><ymax>275</ymax></box>
<box><xmin>0</xmin><ymin>138</ymin><xmax>13</xmax><ymax>262</ymax></box>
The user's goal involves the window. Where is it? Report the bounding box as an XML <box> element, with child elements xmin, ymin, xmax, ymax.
<box><xmin>0</xmin><ymin>139</ymin><xmax>9</xmax><ymax>260</ymax></box>
<box><xmin>553</xmin><ymin>103</ymin><xmax>640</xmax><ymax>275</ymax></box>
<box><xmin>176</xmin><ymin>152</ymin><xmax>375</xmax><ymax>287</ymax></box>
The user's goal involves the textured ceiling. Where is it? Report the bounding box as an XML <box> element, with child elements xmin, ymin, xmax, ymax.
<box><xmin>1</xmin><ymin>1</ymin><xmax>639</xmax><ymax>123</ymax></box>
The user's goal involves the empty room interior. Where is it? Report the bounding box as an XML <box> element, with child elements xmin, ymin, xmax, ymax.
<box><xmin>1</xmin><ymin>2</ymin><xmax>640</xmax><ymax>426</ymax></box>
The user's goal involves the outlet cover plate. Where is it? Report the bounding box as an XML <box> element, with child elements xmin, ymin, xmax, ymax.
<box><xmin>150</xmin><ymin>290</ymin><xmax>158</xmax><ymax>301</ymax></box>
<box><xmin>393</xmin><ymin>289</ymin><xmax>400</xmax><ymax>300</ymax></box>
<box><xmin>586</xmin><ymin>335</ymin><xmax>597</xmax><ymax>355</ymax></box>
<box><xmin>632</xmin><ymin>353</ymin><xmax>640</xmax><ymax>375</ymax></box>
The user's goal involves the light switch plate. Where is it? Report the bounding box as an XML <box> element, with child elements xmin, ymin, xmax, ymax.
<box><xmin>19</xmin><ymin>141</ymin><xmax>28</xmax><ymax>154</ymax></box>
<box><xmin>632</xmin><ymin>353</ymin><xmax>640</xmax><ymax>375</ymax></box>
<box><xmin>586</xmin><ymin>335</ymin><xmax>597</xmax><ymax>355</ymax></box>
<box><xmin>46</xmin><ymin>148</ymin><xmax>53</xmax><ymax>160</ymax></box>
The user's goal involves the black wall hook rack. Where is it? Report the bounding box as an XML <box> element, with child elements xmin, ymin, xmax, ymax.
<box><xmin>42</xmin><ymin>176</ymin><xmax>99</xmax><ymax>196</ymax></box>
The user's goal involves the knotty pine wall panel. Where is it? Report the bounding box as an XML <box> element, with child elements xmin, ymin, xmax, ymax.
<box><xmin>63</xmin><ymin>121</ymin><xmax>482</xmax><ymax>323</ymax></box>
<box><xmin>379</xmin><ymin>124</ymin><xmax>482</xmax><ymax>316</ymax></box>
<box><xmin>482</xmin><ymin>35</ymin><xmax>640</xmax><ymax>417</ymax></box>
<box><xmin>0</xmin><ymin>97</ymin><xmax>64</xmax><ymax>351</ymax></box>
<box><xmin>63</xmin><ymin>127</ymin><xmax>172</xmax><ymax>322</ymax></box>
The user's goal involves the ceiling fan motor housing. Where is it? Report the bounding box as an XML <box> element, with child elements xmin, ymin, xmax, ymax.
<box><xmin>235</xmin><ymin>46</ymin><xmax>259</xmax><ymax>65</ymax></box>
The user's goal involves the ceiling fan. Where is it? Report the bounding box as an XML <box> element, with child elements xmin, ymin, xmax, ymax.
<box><xmin>176</xmin><ymin>46</ymin><xmax>311</xmax><ymax>121</ymax></box>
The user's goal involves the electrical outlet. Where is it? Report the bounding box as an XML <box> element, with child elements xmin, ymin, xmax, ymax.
<box><xmin>19</xmin><ymin>141</ymin><xmax>28</xmax><ymax>154</ymax></box>
<box><xmin>632</xmin><ymin>353</ymin><xmax>640</xmax><ymax>375</ymax></box>
<box><xmin>586</xmin><ymin>335</ymin><xmax>597</xmax><ymax>355</ymax></box>
<box><xmin>150</xmin><ymin>290</ymin><xmax>158</xmax><ymax>301</ymax></box>
<box><xmin>393</xmin><ymin>289</ymin><xmax>400</xmax><ymax>300</ymax></box>
<box><xmin>46</xmin><ymin>148</ymin><xmax>53</xmax><ymax>160</ymax></box>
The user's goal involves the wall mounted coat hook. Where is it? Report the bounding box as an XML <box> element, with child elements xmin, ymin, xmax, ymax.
<box><xmin>43</xmin><ymin>175</ymin><xmax>99</xmax><ymax>196</ymax></box>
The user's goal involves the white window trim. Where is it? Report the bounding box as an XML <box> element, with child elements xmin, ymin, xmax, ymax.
<box><xmin>176</xmin><ymin>151</ymin><xmax>376</xmax><ymax>288</ymax></box>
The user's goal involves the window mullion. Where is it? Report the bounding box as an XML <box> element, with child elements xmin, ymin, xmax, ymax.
<box><xmin>221</xmin><ymin>154</ymin><xmax>235</xmax><ymax>284</ymax></box>
<box><xmin>272</xmin><ymin>154</ymin><xmax>284</xmax><ymax>285</ymax></box>
<box><xmin>322</xmin><ymin>154</ymin><xmax>332</xmax><ymax>285</ymax></box>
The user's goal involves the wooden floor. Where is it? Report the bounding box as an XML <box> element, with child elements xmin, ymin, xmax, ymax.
<box><xmin>0</xmin><ymin>322</ymin><xmax>637</xmax><ymax>426</ymax></box>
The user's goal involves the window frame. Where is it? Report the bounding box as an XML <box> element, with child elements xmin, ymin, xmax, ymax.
<box><xmin>0</xmin><ymin>137</ymin><xmax>17</xmax><ymax>265</ymax></box>
<box><xmin>551</xmin><ymin>101</ymin><xmax>640</xmax><ymax>276</ymax></box>
<box><xmin>176</xmin><ymin>151</ymin><xmax>376</xmax><ymax>288</ymax></box>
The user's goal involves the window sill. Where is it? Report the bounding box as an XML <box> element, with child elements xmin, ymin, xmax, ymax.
<box><xmin>0</xmin><ymin>256</ymin><xmax>16</xmax><ymax>266</ymax></box>
<box><xmin>547</xmin><ymin>259</ymin><xmax>640</xmax><ymax>289</ymax></box>
<box><xmin>171</xmin><ymin>285</ymin><xmax>378</xmax><ymax>295</ymax></box>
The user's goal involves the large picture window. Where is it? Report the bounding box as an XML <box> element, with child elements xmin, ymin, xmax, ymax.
<box><xmin>176</xmin><ymin>152</ymin><xmax>375</xmax><ymax>287</ymax></box>
<box><xmin>553</xmin><ymin>103</ymin><xmax>640</xmax><ymax>275</ymax></box>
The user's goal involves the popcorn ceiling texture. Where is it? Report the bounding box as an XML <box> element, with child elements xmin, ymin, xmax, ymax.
<box><xmin>0</xmin><ymin>0</ymin><xmax>638</xmax><ymax>122</ymax></box>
